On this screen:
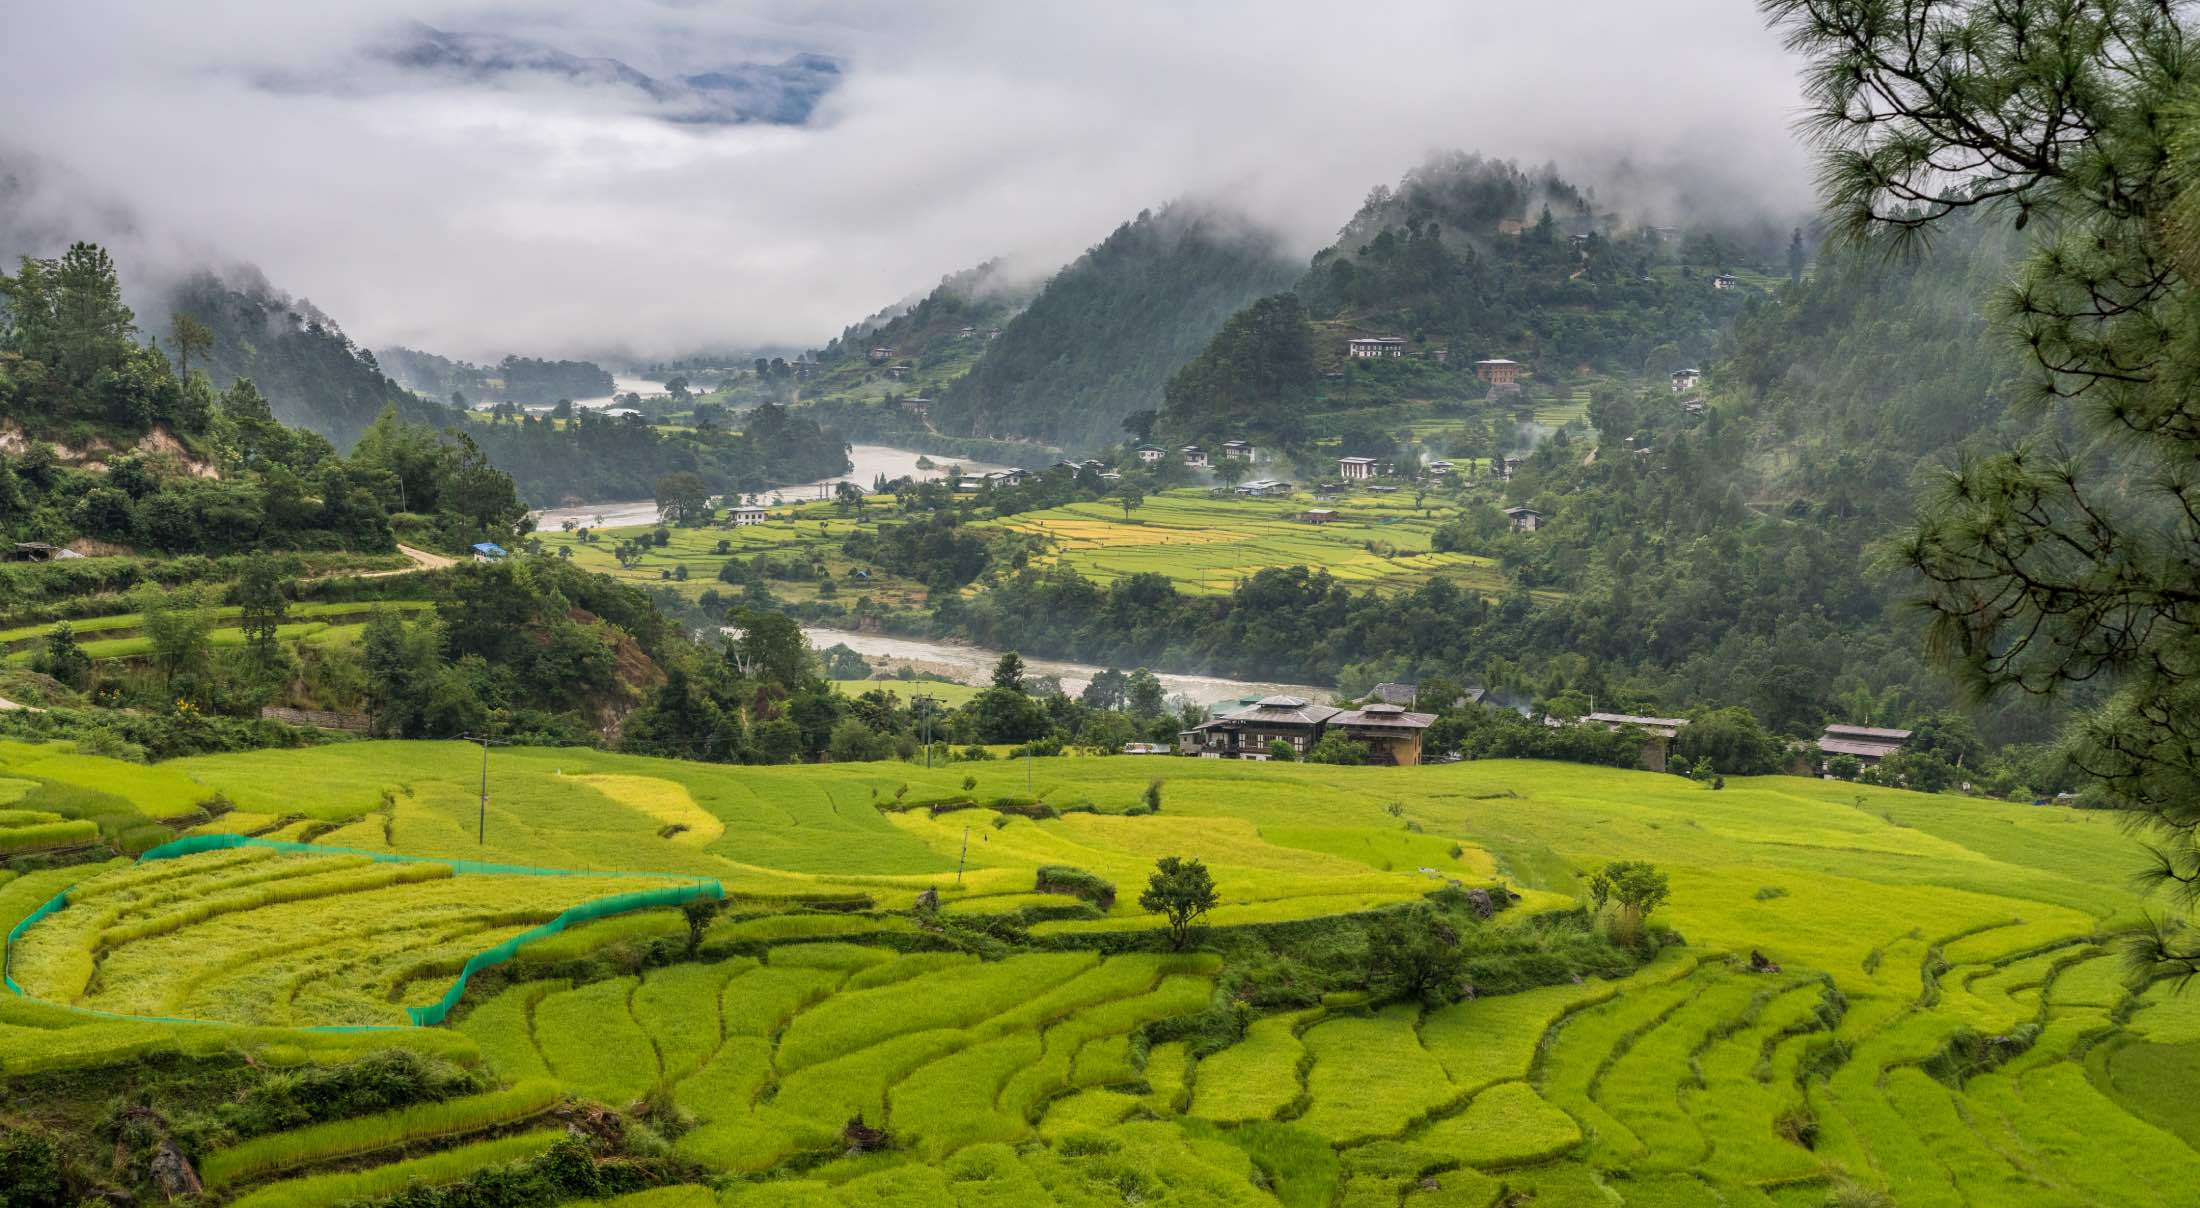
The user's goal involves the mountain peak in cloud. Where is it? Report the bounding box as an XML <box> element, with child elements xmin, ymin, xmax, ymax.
<box><xmin>359</xmin><ymin>21</ymin><xmax>841</xmax><ymax>126</ymax></box>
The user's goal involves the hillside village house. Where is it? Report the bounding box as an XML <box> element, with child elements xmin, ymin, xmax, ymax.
<box><xmin>886</xmin><ymin>364</ymin><xmax>912</xmax><ymax>379</ymax></box>
<box><xmin>1425</xmin><ymin>460</ymin><xmax>1455</xmax><ymax>478</ymax></box>
<box><xmin>900</xmin><ymin>397</ymin><xmax>930</xmax><ymax>417</ymax></box>
<box><xmin>1338</xmin><ymin>456</ymin><xmax>1380</xmax><ymax>481</ymax></box>
<box><xmin>1184</xmin><ymin>696</ymin><xmax>1339</xmax><ymax>759</ymax></box>
<box><xmin>1135</xmin><ymin>444</ymin><xmax>1166</xmax><ymax>464</ymax></box>
<box><xmin>868</xmin><ymin>347</ymin><xmax>894</xmax><ymax>363</ymax></box>
<box><xmin>1236</xmin><ymin>479</ymin><xmax>1293</xmax><ymax>497</ymax></box>
<box><xmin>1329</xmin><ymin>704</ymin><xmax>1439</xmax><ymax>766</ymax></box>
<box><xmin>1181</xmin><ymin>445</ymin><xmax>1209</xmax><ymax>468</ymax></box>
<box><xmin>1495</xmin><ymin>218</ymin><xmax>1524</xmax><ymax>236</ymax></box>
<box><xmin>1222</xmin><ymin>440</ymin><xmax>1257</xmax><ymax>461</ymax></box>
<box><xmin>1670</xmin><ymin>369</ymin><xmax>1702</xmax><ymax>392</ymax></box>
<box><xmin>1712</xmin><ymin>273</ymin><xmax>1739</xmax><ymax>290</ymax></box>
<box><xmin>1581</xmin><ymin>712</ymin><xmax>1688</xmax><ymax>772</ymax></box>
<box><xmin>1184</xmin><ymin>696</ymin><xmax>1436</xmax><ymax>764</ymax></box>
<box><xmin>1504</xmin><ymin>506</ymin><xmax>1543</xmax><ymax>533</ymax></box>
<box><xmin>1347</xmin><ymin>336</ymin><xmax>1408</xmax><ymax>358</ymax></box>
<box><xmin>1818</xmin><ymin>724</ymin><xmax>1912</xmax><ymax>766</ymax></box>
<box><xmin>1475</xmin><ymin>358</ymin><xmax>1522</xmax><ymax>385</ymax></box>
<box><xmin>728</xmin><ymin>503</ymin><xmax>769</xmax><ymax>526</ymax></box>
<box><xmin>1298</xmin><ymin>508</ymin><xmax>1338</xmax><ymax>524</ymax></box>
<box><xmin>470</xmin><ymin>542</ymin><xmax>508</xmax><ymax>561</ymax></box>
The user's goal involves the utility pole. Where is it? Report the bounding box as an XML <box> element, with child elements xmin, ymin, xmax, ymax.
<box><xmin>461</xmin><ymin>734</ymin><xmax>509</xmax><ymax>846</ymax></box>
<box><xmin>913</xmin><ymin>694</ymin><xmax>939</xmax><ymax>769</ymax></box>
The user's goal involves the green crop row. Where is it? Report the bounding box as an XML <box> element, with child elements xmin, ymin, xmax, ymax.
<box><xmin>200</xmin><ymin>1079</ymin><xmax>564</xmax><ymax>1188</ymax></box>
<box><xmin>225</xmin><ymin>1129</ymin><xmax>566</xmax><ymax>1208</ymax></box>
<box><xmin>0</xmin><ymin>818</ymin><xmax>101</xmax><ymax>853</ymax></box>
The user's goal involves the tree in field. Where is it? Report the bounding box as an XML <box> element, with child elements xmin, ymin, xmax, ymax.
<box><xmin>1114</xmin><ymin>481</ymin><xmax>1145</xmax><ymax>522</ymax></box>
<box><xmin>1214</xmin><ymin>457</ymin><xmax>1250</xmax><ymax>490</ymax></box>
<box><xmin>137</xmin><ymin>584</ymin><xmax>214</xmax><ymax>691</ymax></box>
<box><xmin>1139</xmin><ymin>856</ymin><xmax>1218</xmax><ymax>949</ymax></box>
<box><xmin>654</xmin><ymin>471</ymin><xmax>712</xmax><ymax>526</ymax></box>
<box><xmin>169</xmin><ymin>311</ymin><xmax>213</xmax><ymax>381</ymax></box>
<box><xmin>1765</xmin><ymin>0</ymin><xmax>2200</xmax><ymax>978</ymax></box>
<box><xmin>1081</xmin><ymin>667</ymin><xmax>1129</xmax><ymax>711</ymax></box>
<box><xmin>992</xmin><ymin>651</ymin><xmax>1026</xmax><ymax>692</ymax></box>
<box><xmin>39</xmin><ymin>622</ymin><xmax>91</xmax><ymax>690</ymax></box>
<box><xmin>1126</xmin><ymin>668</ymin><xmax>1166</xmax><ymax>719</ymax></box>
<box><xmin>1588</xmin><ymin>860</ymin><xmax>1669</xmax><ymax>945</ymax></box>
<box><xmin>235</xmin><ymin>556</ymin><xmax>289</xmax><ymax>668</ymax></box>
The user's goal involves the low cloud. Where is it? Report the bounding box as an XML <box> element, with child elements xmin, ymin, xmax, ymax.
<box><xmin>0</xmin><ymin>1</ymin><xmax>1811</xmax><ymax>362</ymax></box>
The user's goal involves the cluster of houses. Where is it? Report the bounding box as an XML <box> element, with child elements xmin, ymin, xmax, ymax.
<box><xmin>1137</xmin><ymin>440</ymin><xmax>1262</xmax><ymax>468</ymax></box>
<box><xmin>1168</xmin><ymin>680</ymin><xmax>1927</xmax><ymax>775</ymax></box>
<box><xmin>1179</xmin><ymin>695</ymin><xmax>1441</xmax><ymax>765</ymax></box>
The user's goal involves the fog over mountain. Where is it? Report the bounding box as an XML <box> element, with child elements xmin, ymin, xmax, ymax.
<box><xmin>0</xmin><ymin>1</ymin><xmax>1810</xmax><ymax>361</ymax></box>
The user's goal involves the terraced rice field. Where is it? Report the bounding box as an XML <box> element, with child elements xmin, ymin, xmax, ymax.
<box><xmin>1</xmin><ymin>741</ymin><xmax>2192</xmax><ymax>1205</ymax></box>
<box><xmin>6</xmin><ymin>845</ymin><xmax>682</xmax><ymax>1026</ymax></box>
<box><xmin>0</xmin><ymin>600</ymin><xmax>435</xmax><ymax>665</ymax></box>
<box><xmin>980</xmin><ymin>490</ymin><xmax>1516</xmax><ymax>596</ymax></box>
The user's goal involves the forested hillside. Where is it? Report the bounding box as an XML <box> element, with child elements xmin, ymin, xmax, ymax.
<box><xmin>929</xmin><ymin>206</ymin><xmax>1299</xmax><ymax>448</ymax></box>
<box><xmin>0</xmin><ymin>243</ymin><xmax>529</xmax><ymax>561</ymax></box>
<box><xmin>164</xmin><ymin>269</ymin><xmax>457</xmax><ymax>449</ymax></box>
<box><xmin>158</xmin><ymin>265</ymin><xmax>845</xmax><ymax>504</ymax></box>
<box><xmin>1160</xmin><ymin>154</ymin><xmax>1772</xmax><ymax>448</ymax></box>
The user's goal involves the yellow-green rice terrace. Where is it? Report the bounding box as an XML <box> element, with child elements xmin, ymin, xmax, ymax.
<box><xmin>2</xmin><ymin>737</ymin><xmax>2193</xmax><ymax>1206</ymax></box>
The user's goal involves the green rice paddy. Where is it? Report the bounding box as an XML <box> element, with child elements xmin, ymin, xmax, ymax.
<box><xmin>0</xmin><ymin>738</ymin><xmax>2191</xmax><ymax>1204</ymax></box>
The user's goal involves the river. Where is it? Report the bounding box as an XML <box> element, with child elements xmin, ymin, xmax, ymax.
<box><xmin>532</xmin><ymin>442</ymin><xmax>1014</xmax><ymax>530</ymax></box>
<box><xmin>798</xmin><ymin>627</ymin><xmax>1337</xmax><ymax>709</ymax></box>
<box><xmin>569</xmin><ymin>374</ymin><xmax>670</xmax><ymax>411</ymax></box>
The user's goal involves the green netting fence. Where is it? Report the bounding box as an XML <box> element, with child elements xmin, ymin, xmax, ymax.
<box><xmin>3</xmin><ymin>834</ymin><xmax>723</xmax><ymax>1030</ymax></box>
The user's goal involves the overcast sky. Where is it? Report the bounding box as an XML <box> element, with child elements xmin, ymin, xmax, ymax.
<box><xmin>0</xmin><ymin>1</ymin><xmax>1811</xmax><ymax>363</ymax></box>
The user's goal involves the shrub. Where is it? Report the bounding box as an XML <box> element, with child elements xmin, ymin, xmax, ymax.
<box><xmin>1035</xmin><ymin>866</ymin><xmax>1118</xmax><ymax>909</ymax></box>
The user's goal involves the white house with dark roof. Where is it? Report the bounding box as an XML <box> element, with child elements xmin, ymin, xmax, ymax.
<box><xmin>1347</xmin><ymin>336</ymin><xmax>1408</xmax><ymax>358</ymax></box>
<box><xmin>1135</xmin><ymin>444</ymin><xmax>1165</xmax><ymax>464</ymax></box>
<box><xmin>1338</xmin><ymin>456</ymin><xmax>1379</xmax><ymax>481</ymax></box>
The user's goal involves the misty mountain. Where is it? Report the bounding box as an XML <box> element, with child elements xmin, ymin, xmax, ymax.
<box><xmin>165</xmin><ymin>269</ymin><xmax>457</xmax><ymax>450</ymax></box>
<box><xmin>365</xmin><ymin>23</ymin><xmax>841</xmax><ymax>126</ymax></box>
<box><xmin>929</xmin><ymin>207</ymin><xmax>1300</xmax><ymax>448</ymax></box>
<box><xmin>1158</xmin><ymin>154</ymin><xmax>1770</xmax><ymax>445</ymax></box>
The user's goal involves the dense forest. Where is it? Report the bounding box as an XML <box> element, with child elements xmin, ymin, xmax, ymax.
<box><xmin>377</xmin><ymin>347</ymin><xmax>614</xmax><ymax>406</ymax></box>
<box><xmin>466</xmin><ymin>401</ymin><xmax>851</xmax><ymax>508</ymax></box>
<box><xmin>0</xmin><ymin>242</ymin><xmax>528</xmax><ymax>558</ymax></box>
<box><xmin>929</xmin><ymin>205</ymin><xmax>1299</xmax><ymax>448</ymax></box>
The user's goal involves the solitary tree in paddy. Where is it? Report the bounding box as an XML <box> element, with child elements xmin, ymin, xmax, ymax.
<box><xmin>1140</xmin><ymin>856</ymin><xmax>1217</xmax><ymax>950</ymax></box>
